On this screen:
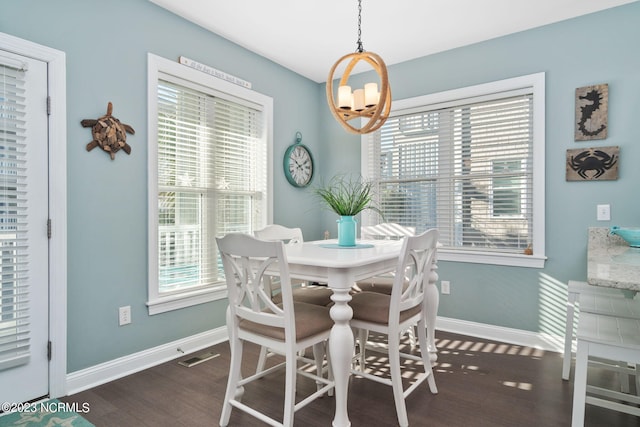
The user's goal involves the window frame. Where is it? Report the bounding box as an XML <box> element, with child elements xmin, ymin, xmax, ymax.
<box><xmin>147</xmin><ymin>53</ymin><xmax>273</xmax><ymax>315</ymax></box>
<box><xmin>362</xmin><ymin>73</ymin><xmax>546</xmax><ymax>268</ymax></box>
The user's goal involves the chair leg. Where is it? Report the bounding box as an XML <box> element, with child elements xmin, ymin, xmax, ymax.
<box><xmin>283</xmin><ymin>348</ymin><xmax>297</xmax><ymax>427</ymax></box>
<box><xmin>220</xmin><ymin>335</ymin><xmax>244</xmax><ymax>426</ymax></box>
<box><xmin>313</xmin><ymin>342</ymin><xmax>325</xmax><ymax>392</ymax></box>
<box><xmin>563</xmin><ymin>291</ymin><xmax>579</xmax><ymax>380</ymax></box>
<box><xmin>571</xmin><ymin>339</ymin><xmax>589</xmax><ymax>427</ymax></box>
<box><xmin>620</xmin><ymin>361</ymin><xmax>631</xmax><ymax>393</ymax></box>
<box><xmin>350</xmin><ymin>329</ymin><xmax>358</xmax><ymax>370</ymax></box>
<box><xmin>358</xmin><ymin>328</ymin><xmax>368</xmax><ymax>371</ymax></box>
<box><xmin>406</xmin><ymin>325</ymin><xmax>417</xmax><ymax>349</ymax></box>
<box><xmin>256</xmin><ymin>346</ymin><xmax>268</xmax><ymax>374</ymax></box>
<box><xmin>388</xmin><ymin>331</ymin><xmax>409</xmax><ymax>427</ymax></box>
<box><xmin>417</xmin><ymin>319</ymin><xmax>438</xmax><ymax>394</ymax></box>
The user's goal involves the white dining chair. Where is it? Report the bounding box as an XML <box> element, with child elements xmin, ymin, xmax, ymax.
<box><xmin>352</xmin><ymin>222</ymin><xmax>419</xmax><ymax>351</ymax></box>
<box><xmin>563</xmin><ymin>280</ymin><xmax>640</xmax><ymax>390</ymax></box>
<box><xmin>349</xmin><ymin>229</ymin><xmax>439</xmax><ymax>427</ymax></box>
<box><xmin>217</xmin><ymin>233</ymin><xmax>334</xmax><ymax>427</ymax></box>
<box><xmin>352</xmin><ymin>223</ymin><xmax>415</xmax><ymax>295</ymax></box>
<box><xmin>253</xmin><ymin>225</ymin><xmax>334</xmax><ymax>374</ymax></box>
<box><xmin>571</xmin><ymin>312</ymin><xmax>640</xmax><ymax>426</ymax></box>
<box><xmin>254</xmin><ymin>224</ymin><xmax>333</xmax><ymax>306</ymax></box>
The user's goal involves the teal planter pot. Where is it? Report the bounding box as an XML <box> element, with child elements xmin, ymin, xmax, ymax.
<box><xmin>337</xmin><ymin>216</ymin><xmax>357</xmax><ymax>247</ymax></box>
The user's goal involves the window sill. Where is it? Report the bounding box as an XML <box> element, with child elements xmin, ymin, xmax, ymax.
<box><xmin>438</xmin><ymin>249</ymin><xmax>546</xmax><ymax>268</ymax></box>
<box><xmin>147</xmin><ymin>286</ymin><xmax>227</xmax><ymax>315</ymax></box>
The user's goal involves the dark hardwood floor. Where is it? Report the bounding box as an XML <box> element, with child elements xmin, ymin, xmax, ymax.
<box><xmin>61</xmin><ymin>330</ymin><xmax>639</xmax><ymax>426</ymax></box>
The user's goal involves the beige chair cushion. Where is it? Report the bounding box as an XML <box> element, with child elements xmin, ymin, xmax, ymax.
<box><xmin>350</xmin><ymin>291</ymin><xmax>421</xmax><ymax>325</ymax></box>
<box><xmin>353</xmin><ymin>275</ymin><xmax>409</xmax><ymax>295</ymax></box>
<box><xmin>240</xmin><ymin>302</ymin><xmax>333</xmax><ymax>341</ymax></box>
<box><xmin>272</xmin><ymin>286</ymin><xmax>333</xmax><ymax>306</ymax></box>
<box><xmin>353</xmin><ymin>276</ymin><xmax>395</xmax><ymax>295</ymax></box>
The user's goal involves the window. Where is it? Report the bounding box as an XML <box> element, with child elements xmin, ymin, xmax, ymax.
<box><xmin>362</xmin><ymin>73</ymin><xmax>545</xmax><ymax>268</ymax></box>
<box><xmin>147</xmin><ymin>54</ymin><xmax>273</xmax><ymax>314</ymax></box>
<box><xmin>491</xmin><ymin>159</ymin><xmax>524</xmax><ymax>217</ymax></box>
<box><xmin>0</xmin><ymin>56</ymin><xmax>30</xmax><ymax>369</ymax></box>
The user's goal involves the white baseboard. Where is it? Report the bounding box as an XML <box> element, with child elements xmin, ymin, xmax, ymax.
<box><xmin>64</xmin><ymin>318</ymin><xmax>563</xmax><ymax>397</ymax></box>
<box><xmin>65</xmin><ymin>327</ymin><xmax>228</xmax><ymax>396</ymax></box>
<box><xmin>436</xmin><ymin>316</ymin><xmax>564</xmax><ymax>353</ymax></box>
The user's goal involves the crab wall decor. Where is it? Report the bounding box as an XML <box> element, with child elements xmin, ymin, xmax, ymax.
<box><xmin>566</xmin><ymin>146</ymin><xmax>619</xmax><ymax>181</ymax></box>
<box><xmin>81</xmin><ymin>102</ymin><xmax>134</xmax><ymax>160</ymax></box>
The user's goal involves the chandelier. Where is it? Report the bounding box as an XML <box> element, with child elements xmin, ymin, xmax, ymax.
<box><xmin>326</xmin><ymin>0</ymin><xmax>391</xmax><ymax>134</ymax></box>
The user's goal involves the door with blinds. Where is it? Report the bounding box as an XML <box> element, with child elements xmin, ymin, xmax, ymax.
<box><xmin>0</xmin><ymin>50</ymin><xmax>49</xmax><ymax>404</ymax></box>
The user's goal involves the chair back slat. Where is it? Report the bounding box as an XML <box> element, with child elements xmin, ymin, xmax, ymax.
<box><xmin>254</xmin><ymin>224</ymin><xmax>306</xmax><ymax>295</ymax></box>
<box><xmin>389</xmin><ymin>229</ymin><xmax>439</xmax><ymax>322</ymax></box>
<box><xmin>361</xmin><ymin>222</ymin><xmax>415</xmax><ymax>240</ymax></box>
<box><xmin>255</xmin><ymin>224</ymin><xmax>304</xmax><ymax>244</ymax></box>
<box><xmin>217</xmin><ymin>233</ymin><xmax>295</xmax><ymax>334</ymax></box>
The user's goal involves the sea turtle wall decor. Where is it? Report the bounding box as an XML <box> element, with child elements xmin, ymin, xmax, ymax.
<box><xmin>81</xmin><ymin>102</ymin><xmax>134</xmax><ymax>160</ymax></box>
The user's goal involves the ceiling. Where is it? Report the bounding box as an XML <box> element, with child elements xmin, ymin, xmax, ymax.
<box><xmin>150</xmin><ymin>0</ymin><xmax>637</xmax><ymax>83</ymax></box>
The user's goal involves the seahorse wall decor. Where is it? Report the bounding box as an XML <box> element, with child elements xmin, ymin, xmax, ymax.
<box><xmin>575</xmin><ymin>83</ymin><xmax>608</xmax><ymax>141</ymax></box>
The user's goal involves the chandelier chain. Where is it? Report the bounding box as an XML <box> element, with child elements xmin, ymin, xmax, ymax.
<box><xmin>356</xmin><ymin>0</ymin><xmax>364</xmax><ymax>52</ymax></box>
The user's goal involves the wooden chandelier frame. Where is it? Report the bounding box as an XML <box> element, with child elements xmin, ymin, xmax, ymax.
<box><xmin>326</xmin><ymin>51</ymin><xmax>392</xmax><ymax>135</ymax></box>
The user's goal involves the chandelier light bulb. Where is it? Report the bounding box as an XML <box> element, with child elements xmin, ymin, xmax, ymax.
<box><xmin>353</xmin><ymin>89</ymin><xmax>365</xmax><ymax>111</ymax></box>
<box><xmin>364</xmin><ymin>82</ymin><xmax>379</xmax><ymax>107</ymax></box>
<box><xmin>338</xmin><ymin>85</ymin><xmax>352</xmax><ymax>109</ymax></box>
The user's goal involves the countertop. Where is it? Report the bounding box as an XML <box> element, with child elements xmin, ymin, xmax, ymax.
<box><xmin>588</xmin><ymin>227</ymin><xmax>640</xmax><ymax>291</ymax></box>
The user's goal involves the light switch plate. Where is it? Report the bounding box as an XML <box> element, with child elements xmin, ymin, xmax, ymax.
<box><xmin>597</xmin><ymin>204</ymin><xmax>611</xmax><ymax>221</ymax></box>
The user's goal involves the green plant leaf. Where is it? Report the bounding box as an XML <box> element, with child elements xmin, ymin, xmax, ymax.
<box><xmin>314</xmin><ymin>174</ymin><xmax>382</xmax><ymax>217</ymax></box>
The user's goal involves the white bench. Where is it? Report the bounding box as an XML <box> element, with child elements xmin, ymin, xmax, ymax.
<box><xmin>563</xmin><ymin>280</ymin><xmax>640</xmax><ymax>381</ymax></box>
<box><xmin>571</xmin><ymin>312</ymin><xmax>640</xmax><ymax>426</ymax></box>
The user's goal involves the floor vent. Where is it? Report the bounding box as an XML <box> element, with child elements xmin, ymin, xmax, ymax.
<box><xmin>178</xmin><ymin>351</ymin><xmax>219</xmax><ymax>367</ymax></box>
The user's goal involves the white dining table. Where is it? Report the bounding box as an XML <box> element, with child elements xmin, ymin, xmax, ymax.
<box><xmin>283</xmin><ymin>239</ymin><xmax>440</xmax><ymax>427</ymax></box>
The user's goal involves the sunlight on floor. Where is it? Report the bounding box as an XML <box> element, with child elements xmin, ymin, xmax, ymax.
<box><xmin>428</xmin><ymin>334</ymin><xmax>555</xmax><ymax>392</ymax></box>
<box><xmin>501</xmin><ymin>380</ymin><xmax>533</xmax><ymax>391</ymax></box>
<box><xmin>436</xmin><ymin>338</ymin><xmax>546</xmax><ymax>358</ymax></box>
<box><xmin>360</xmin><ymin>328</ymin><xmax>554</xmax><ymax>394</ymax></box>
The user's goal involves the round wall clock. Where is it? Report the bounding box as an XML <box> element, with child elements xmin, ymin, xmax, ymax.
<box><xmin>283</xmin><ymin>132</ymin><xmax>314</xmax><ymax>187</ymax></box>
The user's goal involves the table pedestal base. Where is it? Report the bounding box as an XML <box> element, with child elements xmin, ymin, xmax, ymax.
<box><xmin>329</xmin><ymin>286</ymin><xmax>353</xmax><ymax>427</ymax></box>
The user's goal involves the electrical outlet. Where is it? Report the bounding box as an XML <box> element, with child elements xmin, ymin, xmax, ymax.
<box><xmin>441</xmin><ymin>280</ymin><xmax>450</xmax><ymax>295</ymax></box>
<box><xmin>119</xmin><ymin>306</ymin><xmax>131</xmax><ymax>326</ymax></box>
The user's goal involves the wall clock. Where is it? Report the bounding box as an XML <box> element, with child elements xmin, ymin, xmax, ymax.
<box><xmin>283</xmin><ymin>131</ymin><xmax>314</xmax><ymax>187</ymax></box>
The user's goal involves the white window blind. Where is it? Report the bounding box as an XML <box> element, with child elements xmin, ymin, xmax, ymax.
<box><xmin>155</xmin><ymin>78</ymin><xmax>267</xmax><ymax>296</ymax></box>
<box><xmin>364</xmin><ymin>81</ymin><xmax>541</xmax><ymax>260</ymax></box>
<box><xmin>0</xmin><ymin>59</ymin><xmax>30</xmax><ymax>370</ymax></box>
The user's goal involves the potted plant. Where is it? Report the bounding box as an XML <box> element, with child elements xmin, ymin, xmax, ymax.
<box><xmin>315</xmin><ymin>174</ymin><xmax>381</xmax><ymax>246</ymax></box>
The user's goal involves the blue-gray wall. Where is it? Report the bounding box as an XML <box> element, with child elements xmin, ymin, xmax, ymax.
<box><xmin>319</xmin><ymin>3</ymin><xmax>640</xmax><ymax>337</ymax></box>
<box><xmin>2</xmin><ymin>0</ymin><xmax>639</xmax><ymax>373</ymax></box>
<box><xmin>1</xmin><ymin>0</ymin><xmax>327</xmax><ymax>373</ymax></box>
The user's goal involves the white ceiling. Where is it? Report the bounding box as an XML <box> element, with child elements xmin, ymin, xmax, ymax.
<box><xmin>150</xmin><ymin>0</ymin><xmax>637</xmax><ymax>83</ymax></box>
